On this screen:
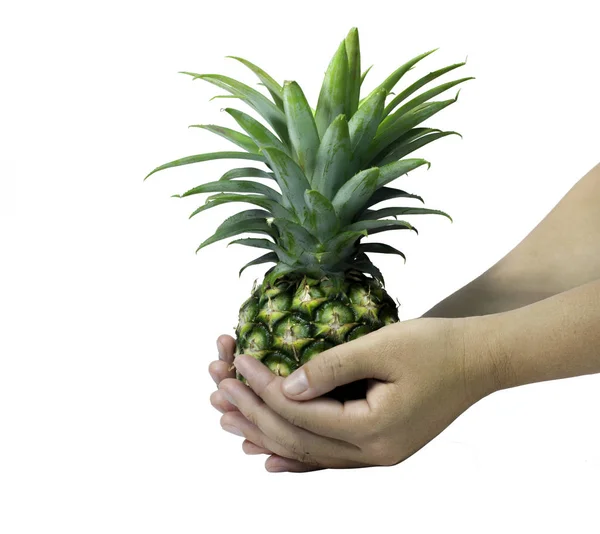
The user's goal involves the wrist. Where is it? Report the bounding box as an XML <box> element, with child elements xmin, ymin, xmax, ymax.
<box><xmin>461</xmin><ymin>314</ymin><xmax>516</xmax><ymax>401</ymax></box>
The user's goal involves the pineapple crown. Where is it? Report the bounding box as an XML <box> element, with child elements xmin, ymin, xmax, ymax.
<box><xmin>144</xmin><ymin>27</ymin><xmax>472</xmax><ymax>286</ymax></box>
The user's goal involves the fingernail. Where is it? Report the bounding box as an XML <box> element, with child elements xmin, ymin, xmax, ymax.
<box><xmin>217</xmin><ymin>340</ymin><xmax>225</xmax><ymax>360</ymax></box>
<box><xmin>282</xmin><ymin>369</ymin><xmax>308</xmax><ymax>396</ymax></box>
<box><xmin>222</xmin><ymin>424</ymin><xmax>244</xmax><ymax>437</ymax></box>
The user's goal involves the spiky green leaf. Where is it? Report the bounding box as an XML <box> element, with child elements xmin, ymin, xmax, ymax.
<box><xmin>178</xmin><ymin>179</ymin><xmax>281</xmax><ymax>202</ymax></box>
<box><xmin>260</xmin><ymin>147</ymin><xmax>311</xmax><ymax>214</ymax></box>
<box><xmin>382</xmin><ymin>62</ymin><xmax>468</xmax><ymax>118</ymax></box>
<box><xmin>303</xmin><ymin>190</ymin><xmax>340</xmax><ymax>241</ymax></box>
<box><xmin>345</xmin><ymin>27</ymin><xmax>361</xmax><ymax>118</ymax></box>
<box><xmin>348</xmin><ymin>88</ymin><xmax>386</xmax><ymax>167</ymax></box>
<box><xmin>269</xmin><ymin>218</ymin><xmax>319</xmax><ymax>257</ymax></box>
<box><xmin>368</xmin><ymin>98</ymin><xmax>457</xmax><ymax>161</ymax></box>
<box><xmin>315</xmin><ymin>40</ymin><xmax>349</xmax><ymax>138</ymax></box>
<box><xmin>239</xmin><ymin>252</ymin><xmax>279</xmax><ymax>277</ymax></box>
<box><xmin>224</xmin><ymin>108</ymin><xmax>290</xmax><ymax>155</ymax></box>
<box><xmin>362</xmin><ymin>49</ymin><xmax>437</xmax><ymax>102</ymax></box>
<box><xmin>381</xmin><ymin>77</ymin><xmax>473</xmax><ymax>129</ymax></box>
<box><xmin>180</xmin><ymin>72</ymin><xmax>289</xmax><ymax>144</ymax></box>
<box><xmin>188</xmin><ymin>124</ymin><xmax>259</xmax><ymax>153</ymax></box>
<box><xmin>311</xmin><ymin>114</ymin><xmax>351</xmax><ymax>198</ymax></box>
<box><xmin>225</xmin><ymin>56</ymin><xmax>284</xmax><ymax>109</ymax></box>
<box><xmin>358</xmin><ymin>243</ymin><xmax>406</xmax><ymax>263</ymax></box>
<box><xmin>283</xmin><ymin>81</ymin><xmax>320</xmax><ymax>176</ymax></box>
<box><xmin>361</xmin><ymin>206</ymin><xmax>452</xmax><ymax>222</ymax></box>
<box><xmin>144</xmin><ymin>151</ymin><xmax>264</xmax><ymax>180</ymax></box>
<box><xmin>376</xmin><ymin>131</ymin><xmax>461</xmax><ymax>167</ymax></box>
<box><xmin>363</xmin><ymin>187</ymin><xmax>424</xmax><ymax>209</ymax></box>
<box><xmin>196</xmin><ymin>209</ymin><xmax>275</xmax><ymax>252</ymax></box>
<box><xmin>332</xmin><ymin>167</ymin><xmax>380</xmax><ymax>225</ymax></box>
<box><xmin>188</xmin><ymin>193</ymin><xmax>292</xmax><ymax>220</ymax></box>
<box><xmin>345</xmin><ymin>218</ymin><xmax>417</xmax><ymax>235</ymax></box>
<box><xmin>220</xmin><ymin>167</ymin><xmax>275</xmax><ymax>181</ymax></box>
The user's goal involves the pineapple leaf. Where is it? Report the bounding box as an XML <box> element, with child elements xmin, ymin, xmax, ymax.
<box><xmin>209</xmin><ymin>94</ymin><xmax>239</xmax><ymax>102</ymax></box>
<box><xmin>224</xmin><ymin>108</ymin><xmax>290</xmax><ymax>156</ymax></box>
<box><xmin>363</xmin><ymin>187</ymin><xmax>424</xmax><ymax>209</ymax></box>
<box><xmin>239</xmin><ymin>252</ymin><xmax>279</xmax><ymax>277</ymax></box>
<box><xmin>358</xmin><ymin>243</ymin><xmax>406</xmax><ymax>263</ymax></box>
<box><xmin>345</xmin><ymin>218</ymin><xmax>417</xmax><ymax>235</ymax></box>
<box><xmin>345</xmin><ymin>27</ymin><xmax>362</xmax><ymax>118</ymax></box>
<box><xmin>332</xmin><ymin>167</ymin><xmax>380</xmax><ymax>225</ymax></box>
<box><xmin>375</xmin><ymin>130</ymin><xmax>461</xmax><ymax>167</ymax></box>
<box><xmin>320</xmin><ymin>230</ymin><xmax>366</xmax><ymax>260</ymax></box>
<box><xmin>315</xmin><ymin>40</ymin><xmax>349</xmax><ymax>138</ymax></box>
<box><xmin>144</xmin><ymin>151</ymin><xmax>264</xmax><ymax>180</ymax></box>
<box><xmin>178</xmin><ymin>179</ymin><xmax>282</xmax><ymax>202</ymax></box>
<box><xmin>188</xmin><ymin>124</ymin><xmax>260</xmax><ymax>154</ymax></box>
<box><xmin>196</xmin><ymin>209</ymin><xmax>275</xmax><ymax>252</ymax></box>
<box><xmin>225</xmin><ymin>56</ymin><xmax>284</xmax><ymax>110</ymax></box>
<box><xmin>382</xmin><ymin>62</ymin><xmax>468</xmax><ymax>118</ymax></box>
<box><xmin>260</xmin><ymin>147</ymin><xmax>311</xmax><ymax>215</ymax></box>
<box><xmin>361</xmin><ymin>206</ymin><xmax>452</xmax><ymax>222</ymax></box>
<box><xmin>263</xmin><ymin>263</ymin><xmax>298</xmax><ymax>287</ymax></box>
<box><xmin>372</xmin><ymin>127</ymin><xmax>441</xmax><ymax>164</ymax></box>
<box><xmin>360</xmin><ymin>65</ymin><xmax>373</xmax><ymax>87</ymax></box>
<box><xmin>219</xmin><ymin>167</ymin><xmax>276</xmax><ymax>181</ymax></box>
<box><xmin>378</xmin><ymin>158</ymin><xmax>430</xmax><ymax>186</ymax></box>
<box><xmin>362</xmin><ymin>49</ymin><xmax>437</xmax><ymax>103</ymax></box>
<box><xmin>348</xmin><ymin>88</ymin><xmax>386</xmax><ymax>168</ymax></box>
<box><xmin>311</xmin><ymin>114</ymin><xmax>352</xmax><ymax>199</ymax></box>
<box><xmin>368</xmin><ymin>99</ymin><xmax>457</xmax><ymax>161</ymax></box>
<box><xmin>269</xmin><ymin>218</ymin><xmax>319</xmax><ymax>257</ymax></box>
<box><xmin>350</xmin><ymin>253</ymin><xmax>385</xmax><ymax>285</ymax></box>
<box><xmin>283</xmin><ymin>81</ymin><xmax>320</xmax><ymax>176</ymax></box>
<box><xmin>380</xmin><ymin>77</ymin><xmax>473</xmax><ymax>129</ymax></box>
<box><xmin>188</xmin><ymin>193</ymin><xmax>293</xmax><ymax>220</ymax></box>
<box><xmin>181</xmin><ymin>72</ymin><xmax>290</xmax><ymax>145</ymax></box>
<box><xmin>303</xmin><ymin>190</ymin><xmax>340</xmax><ymax>241</ymax></box>
<box><xmin>229</xmin><ymin>238</ymin><xmax>297</xmax><ymax>265</ymax></box>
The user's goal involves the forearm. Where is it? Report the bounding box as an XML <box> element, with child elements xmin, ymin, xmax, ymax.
<box><xmin>425</xmin><ymin>163</ymin><xmax>600</xmax><ymax>318</ymax></box>
<box><xmin>471</xmin><ymin>278</ymin><xmax>600</xmax><ymax>393</ymax></box>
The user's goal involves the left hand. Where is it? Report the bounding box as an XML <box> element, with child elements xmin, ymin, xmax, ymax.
<box><xmin>210</xmin><ymin>316</ymin><xmax>495</xmax><ymax>473</ymax></box>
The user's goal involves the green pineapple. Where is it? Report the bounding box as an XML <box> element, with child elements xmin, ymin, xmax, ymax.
<box><xmin>145</xmin><ymin>28</ymin><xmax>471</xmax><ymax>399</ymax></box>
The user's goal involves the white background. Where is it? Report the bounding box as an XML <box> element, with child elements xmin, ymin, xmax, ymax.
<box><xmin>2</xmin><ymin>0</ymin><xmax>599</xmax><ymax>532</ymax></box>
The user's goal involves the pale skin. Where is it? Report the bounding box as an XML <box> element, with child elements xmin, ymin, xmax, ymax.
<box><xmin>208</xmin><ymin>163</ymin><xmax>600</xmax><ymax>473</ymax></box>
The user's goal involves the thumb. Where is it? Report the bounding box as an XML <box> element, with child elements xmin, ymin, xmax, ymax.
<box><xmin>281</xmin><ymin>340</ymin><xmax>387</xmax><ymax>400</ymax></box>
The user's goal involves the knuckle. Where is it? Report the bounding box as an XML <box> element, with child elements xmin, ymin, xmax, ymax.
<box><xmin>314</xmin><ymin>349</ymin><xmax>345</xmax><ymax>383</ymax></box>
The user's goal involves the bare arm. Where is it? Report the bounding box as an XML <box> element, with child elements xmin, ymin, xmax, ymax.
<box><xmin>425</xmin><ymin>163</ymin><xmax>600</xmax><ymax>318</ymax></box>
<box><xmin>471</xmin><ymin>278</ymin><xmax>600</xmax><ymax>393</ymax></box>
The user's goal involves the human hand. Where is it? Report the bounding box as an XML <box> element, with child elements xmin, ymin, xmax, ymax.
<box><xmin>211</xmin><ymin>316</ymin><xmax>498</xmax><ymax>472</ymax></box>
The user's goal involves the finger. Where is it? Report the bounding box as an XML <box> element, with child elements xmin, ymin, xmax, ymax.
<box><xmin>210</xmin><ymin>390</ymin><xmax>238</xmax><ymax>414</ymax></box>
<box><xmin>242</xmin><ymin>439</ymin><xmax>273</xmax><ymax>455</ymax></box>
<box><xmin>265</xmin><ymin>454</ymin><xmax>369</xmax><ymax>472</ymax></box>
<box><xmin>219</xmin><ymin>380</ymin><xmax>362</xmax><ymax>462</ymax></box>
<box><xmin>221</xmin><ymin>411</ymin><xmax>364</xmax><ymax>469</ymax></box>
<box><xmin>280</xmin><ymin>332</ymin><xmax>394</xmax><ymax>400</ymax></box>
<box><xmin>233</xmin><ymin>354</ymin><xmax>370</xmax><ymax>440</ymax></box>
<box><xmin>208</xmin><ymin>360</ymin><xmax>236</xmax><ymax>385</ymax></box>
<box><xmin>216</xmin><ymin>335</ymin><xmax>236</xmax><ymax>363</ymax></box>
<box><xmin>264</xmin><ymin>455</ymin><xmax>324</xmax><ymax>473</ymax></box>
<box><xmin>221</xmin><ymin>411</ymin><xmax>321</xmax><ymax>466</ymax></box>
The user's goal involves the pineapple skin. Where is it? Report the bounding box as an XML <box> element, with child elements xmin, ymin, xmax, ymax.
<box><xmin>235</xmin><ymin>272</ymin><xmax>398</xmax><ymax>397</ymax></box>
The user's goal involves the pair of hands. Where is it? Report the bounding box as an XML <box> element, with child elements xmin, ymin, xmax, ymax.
<box><xmin>209</xmin><ymin>317</ymin><xmax>496</xmax><ymax>473</ymax></box>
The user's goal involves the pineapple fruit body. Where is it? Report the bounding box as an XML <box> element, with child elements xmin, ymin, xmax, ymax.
<box><xmin>236</xmin><ymin>273</ymin><xmax>398</xmax><ymax>399</ymax></box>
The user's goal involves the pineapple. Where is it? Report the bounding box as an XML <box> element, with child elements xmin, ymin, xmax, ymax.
<box><xmin>145</xmin><ymin>28</ymin><xmax>471</xmax><ymax>399</ymax></box>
